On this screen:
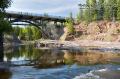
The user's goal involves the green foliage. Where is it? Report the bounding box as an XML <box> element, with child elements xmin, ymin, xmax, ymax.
<box><xmin>65</xmin><ymin>12</ymin><xmax>75</xmax><ymax>34</ymax></box>
<box><xmin>77</xmin><ymin>10</ymin><xmax>89</xmax><ymax>23</ymax></box>
<box><xmin>0</xmin><ymin>0</ymin><xmax>11</xmax><ymax>10</ymax></box>
<box><xmin>87</xmin><ymin>0</ymin><xmax>97</xmax><ymax>21</ymax></box>
<box><xmin>104</xmin><ymin>6</ymin><xmax>111</xmax><ymax>20</ymax></box>
<box><xmin>13</xmin><ymin>26</ymin><xmax>42</xmax><ymax>40</ymax></box>
<box><xmin>0</xmin><ymin>0</ymin><xmax>12</xmax><ymax>34</ymax></box>
<box><xmin>0</xmin><ymin>20</ymin><xmax>12</xmax><ymax>33</ymax></box>
<box><xmin>13</xmin><ymin>26</ymin><xmax>20</xmax><ymax>36</ymax></box>
<box><xmin>117</xmin><ymin>0</ymin><xmax>120</xmax><ymax>20</ymax></box>
<box><xmin>76</xmin><ymin>11</ymin><xmax>81</xmax><ymax>23</ymax></box>
<box><xmin>65</xmin><ymin>18</ymin><xmax>74</xmax><ymax>34</ymax></box>
<box><xmin>83</xmin><ymin>9</ymin><xmax>90</xmax><ymax>22</ymax></box>
<box><xmin>26</xmin><ymin>26</ymin><xmax>33</xmax><ymax>40</ymax></box>
<box><xmin>78</xmin><ymin>0</ymin><xmax>120</xmax><ymax>21</ymax></box>
<box><xmin>19</xmin><ymin>28</ymin><xmax>25</xmax><ymax>40</ymax></box>
<box><xmin>32</xmin><ymin>26</ymin><xmax>42</xmax><ymax>40</ymax></box>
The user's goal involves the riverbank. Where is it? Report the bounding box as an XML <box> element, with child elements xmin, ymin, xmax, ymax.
<box><xmin>34</xmin><ymin>39</ymin><xmax>120</xmax><ymax>50</ymax></box>
<box><xmin>74</xmin><ymin>40</ymin><xmax>120</xmax><ymax>49</ymax></box>
<box><xmin>3</xmin><ymin>38</ymin><xmax>120</xmax><ymax>50</ymax></box>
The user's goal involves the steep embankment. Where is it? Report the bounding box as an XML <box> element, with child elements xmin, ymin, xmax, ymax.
<box><xmin>61</xmin><ymin>21</ymin><xmax>120</xmax><ymax>42</ymax></box>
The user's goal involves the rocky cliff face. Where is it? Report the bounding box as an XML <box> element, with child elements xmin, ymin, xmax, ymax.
<box><xmin>61</xmin><ymin>21</ymin><xmax>120</xmax><ymax>42</ymax></box>
<box><xmin>43</xmin><ymin>23</ymin><xmax>64</xmax><ymax>40</ymax></box>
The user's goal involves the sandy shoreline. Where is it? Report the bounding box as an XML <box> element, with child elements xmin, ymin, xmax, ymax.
<box><xmin>73</xmin><ymin>40</ymin><xmax>120</xmax><ymax>49</ymax></box>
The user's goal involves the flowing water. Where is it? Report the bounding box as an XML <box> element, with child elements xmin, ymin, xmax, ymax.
<box><xmin>0</xmin><ymin>45</ymin><xmax>120</xmax><ymax>79</ymax></box>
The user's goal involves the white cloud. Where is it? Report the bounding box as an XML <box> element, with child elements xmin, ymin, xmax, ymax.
<box><xmin>34</xmin><ymin>4</ymin><xmax>77</xmax><ymax>13</ymax></box>
<box><xmin>7</xmin><ymin>0</ymin><xmax>85</xmax><ymax>16</ymax></box>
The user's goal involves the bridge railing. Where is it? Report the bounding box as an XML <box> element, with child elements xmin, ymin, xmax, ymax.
<box><xmin>6</xmin><ymin>11</ymin><xmax>66</xmax><ymax>20</ymax></box>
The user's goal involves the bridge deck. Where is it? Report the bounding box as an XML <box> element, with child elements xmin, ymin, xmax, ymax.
<box><xmin>6</xmin><ymin>11</ymin><xmax>66</xmax><ymax>22</ymax></box>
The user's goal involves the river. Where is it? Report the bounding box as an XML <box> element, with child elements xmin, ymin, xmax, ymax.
<box><xmin>0</xmin><ymin>44</ymin><xmax>120</xmax><ymax>79</ymax></box>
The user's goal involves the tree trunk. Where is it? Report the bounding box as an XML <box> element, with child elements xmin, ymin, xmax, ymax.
<box><xmin>0</xmin><ymin>33</ymin><xmax>4</xmax><ymax>62</ymax></box>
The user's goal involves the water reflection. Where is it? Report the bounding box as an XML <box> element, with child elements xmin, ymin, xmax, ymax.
<box><xmin>0</xmin><ymin>47</ymin><xmax>4</xmax><ymax>62</ymax></box>
<box><xmin>0</xmin><ymin>45</ymin><xmax>12</xmax><ymax>79</ymax></box>
<box><xmin>0</xmin><ymin>68</ymin><xmax>12</xmax><ymax>79</ymax></box>
<box><xmin>2</xmin><ymin>45</ymin><xmax>120</xmax><ymax>79</ymax></box>
<box><xmin>4</xmin><ymin>45</ymin><xmax>120</xmax><ymax>68</ymax></box>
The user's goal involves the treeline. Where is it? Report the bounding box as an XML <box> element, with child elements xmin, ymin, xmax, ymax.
<box><xmin>13</xmin><ymin>26</ymin><xmax>42</xmax><ymax>40</ymax></box>
<box><xmin>77</xmin><ymin>0</ymin><xmax>120</xmax><ymax>22</ymax></box>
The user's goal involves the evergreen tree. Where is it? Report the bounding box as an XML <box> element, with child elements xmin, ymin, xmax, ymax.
<box><xmin>103</xmin><ymin>0</ymin><xmax>117</xmax><ymax>21</ymax></box>
<box><xmin>104</xmin><ymin>7</ymin><xmax>111</xmax><ymax>20</ymax></box>
<box><xmin>78</xmin><ymin>0</ymin><xmax>119</xmax><ymax>21</ymax></box>
<box><xmin>0</xmin><ymin>0</ymin><xmax>12</xmax><ymax>62</ymax></box>
<box><xmin>98</xmin><ymin>0</ymin><xmax>104</xmax><ymax>20</ymax></box>
<box><xmin>87</xmin><ymin>0</ymin><xmax>97</xmax><ymax>21</ymax></box>
<box><xmin>111</xmin><ymin>0</ymin><xmax>117</xmax><ymax>21</ymax></box>
<box><xmin>84</xmin><ymin>9</ymin><xmax>91</xmax><ymax>22</ymax></box>
<box><xmin>0</xmin><ymin>0</ymin><xmax>12</xmax><ymax>34</ymax></box>
<box><xmin>117</xmin><ymin>0</ymin><xmax>120</xmax><ymax>20</ymax></box>
<box><xmin>77</xmin><ymin>9</ymin><xmax>85</xmax><ymax>22</ymax></box>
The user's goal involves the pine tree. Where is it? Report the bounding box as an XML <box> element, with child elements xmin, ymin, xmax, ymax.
<box><xmin>77</xmin><ymin>7</ymin><xmax>85</xmax><ymax>22</ymax></box>
<box><xmin>86</xmin><ymin>0</ymin><xmax>97</xmax><ymax>21</ymax></box>
<box><xmin>117</xmin><ymin>0</ymin><xmax>120</xmax><ymax>20</ymax></box>
<box><xmin>78</xmin><ymin>0</ymin><xmax>120</xmax><ymax>21</ymax></box>
<box><xmin>103</xmin><ymin>0</ymin><xmax>111</xmax><ymax>20</ymax></box>
<box><xmin>98</xmin><ymin>0</ymin><xmax>104</xmax><ymax>20</ymax></box>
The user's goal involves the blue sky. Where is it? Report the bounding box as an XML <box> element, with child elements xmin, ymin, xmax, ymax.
<box><xmin>7</xmin><ymin>0</ymin><xmax>86</xmax><ymax>17</ymax></box>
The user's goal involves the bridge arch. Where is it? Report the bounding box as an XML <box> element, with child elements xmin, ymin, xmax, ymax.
<box><xmin>6</xmin><ymin>11</ymin><xmax>66</xmax><ymax>39</ymax></box>
<box><xmin>10</xmin><ymin>19</ymin><xmax>49</xmax><ymax>38</ymax></box>
<box><xmin>11</xmin><ymin>19</ymin><xmax>39</xmax><ymax>26</ymax></box>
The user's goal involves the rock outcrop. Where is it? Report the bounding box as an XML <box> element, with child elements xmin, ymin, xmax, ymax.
<box><xmin>61</xmin><ymin>21</ymin><xmax>120</xmax><ymax>42</ymax></box>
